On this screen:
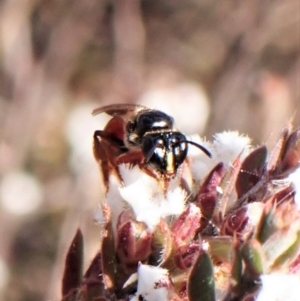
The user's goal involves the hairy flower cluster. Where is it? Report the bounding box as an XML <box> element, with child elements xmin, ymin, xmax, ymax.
<box><xmin>61</xmin><ymin>126</ymin><xmax>300</xmax><ymax>301</ymax></box>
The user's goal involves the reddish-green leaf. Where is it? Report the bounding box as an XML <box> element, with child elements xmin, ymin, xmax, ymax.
<box><xmin>101</xmin><ymin>206</ymin><xmax>117</xmax><ymax>293</ymax></box>
<box><xmin>205</xmin><ymin>236</ymin><xmax>234</xmax><ymax>264</ymax></box>
<box><xmin>255</xmin><ymin>205</ymin><xmax>276</xmax><ymax>244</ymax></box>
<box><xmin>187</xmin><ymin>250</ymin><xmax>216</xmax><ymax>301</ymax></box>
<box><xmin>236</xmin><ymin>146</ymin><xmax>267</xmax><ymax>199</ymax></box>
<box><xmin>149</xmin><ymin>220</ymin><xmax>172</xmax><ymax>266</ymax></box>
<box><xmin>276</xmin><ymin>128</ymin><xmax>300</xmax><ymax>176</ymax></box>
<box><xmin>271</xmin><ymin>231</ymin><xmax>300</xmax><ymax>269</ymax></box>
<box><xmin>62</xmin><ymin>229</ymin><xmax>84</xmax><ymax>297</ymax></box>
<box><xmin>241</xmin><ymin>239</ymin><xmax>265</xmax><ymax>276</ymax></box>
<box><xmin>231</xmin><ymin>243</ymin><xmax>243</xmax><ymax>289</ymax></box>
<box><xmin>82</xmin><ymin>252</ymin><xmax>105</xmax><ymax>299</ymax></box>
<box><xmin>195</xmin><ymin>163</ymin><xmax>225</xmax><ymax>219</ymax></box>
<box><xmin>268</xmin><ymin>122</ymin><xmax>292</xmax><ymax>173</ymax></box>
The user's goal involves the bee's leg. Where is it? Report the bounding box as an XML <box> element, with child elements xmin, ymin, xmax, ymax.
<box><xmin>116</xmin><ymin>149</ymin><xmax>162</xmax><ymax>181</ymax></box>
<box><xmin>115</xmin><ymin>149</ymin><xmax>144</xmax><ymax>166</ymax></box>
<box><xmin>93</xmin><ymin>130</ymin><xmax>126</xmax><ymax>190</ymax></box>
<box><xmin>116</xmin><ymin>150</ymin><xmax>172</xmax><ymax>193</ymax></box>
<box><xmin>138</xmin><ymin>164</ymin><xmax>170</xmax><ymax>195</ymax></box>
<box><xmin>93</xmin><ymin>131</ymin><xmax>111</xmax><ymax>189</ymax></box>
<box><xmin>94</xmin><ymin>130</ymin><xmax>126</xmax><ymax>150</ymax></box>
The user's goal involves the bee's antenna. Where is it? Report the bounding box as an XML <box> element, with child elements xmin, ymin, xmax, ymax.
<box><xmin>184</xmin><ymin>140</ymin><xmax>212</xmax><ymax>158</ymax></box>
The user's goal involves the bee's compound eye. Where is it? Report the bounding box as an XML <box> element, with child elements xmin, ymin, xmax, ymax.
<box><xmin>142</xmin><ymin>132</ymin><xmax>188</xmax><ymax>175</ymax></box>
<box><xmin>170</xmin><ymin>132</ymin><xmax>186</xmax><ymax>148</ymax></box>
<box><xmin>170</xmin><ymin>136</ymin><xmax>180</xmax><ymax>146</ymax></box>
<box><xmin>142</xmin><ymin>134</ymin><xmax>166</xmax><ymax>170</ymax></box>
<box><xmin>142</xmin><ymin>135</ymin><xmax>163</xmax><ymax>158</ymax></box>
<box><xmin>169</xmin><ymin>132</ymin><xmax>188</xmax><ymax>168</ymax></box>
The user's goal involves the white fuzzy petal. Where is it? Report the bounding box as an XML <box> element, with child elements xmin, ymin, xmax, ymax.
<box><xmin>106</xmin><ymin>174</ymin><xmax>126</xmax><ymax>229</ymax></box>
<box><xmin>257</xmin><ymin>274</ymin><xmax>300</xmax><ymax>301</ymax></box>
<box><xmin>130</xmin><ymin>264</ymin><xmax>172</xmax><ymax>301</ymax></box>
<box><xmin>187</xmin><ymin>135</ymin><xmax>213</xmax><ymax>158</ymax></box>
<box><xmin>213</xmin><ymin>131</ymin><xmax>252</xmax><ymax>163</ymax></box>
<box><xmin>165</xmin><ymin>187</ymin><xmax>186</xmax><ymax>215</ymax></box>
<box><xmin>187</xmin><ymin>135</ymin><xmax>215</xmax><ymax>183</ymax></box>
<box><xmin>118</xmin><ymin>164</ymin><xmax>146</xmax><ymax>186</ymax></box>
<box><xmin>119</xmin><ymin>185</ymin><xmax>162</xmax><ymax>230</ymax></box>
<box><xmin>118</xmin><ymin>165</ymin><xmax>186</xmax><ymax>230</ymax></box>
<box><xmin>189</xmin><ymin>131</ymin><xmax>252</xmax><ymax>183</ymax></box>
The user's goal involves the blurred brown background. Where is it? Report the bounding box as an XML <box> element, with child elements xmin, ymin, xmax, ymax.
<box><xmin>0</xmin><ymin>0</ymin><xmax>299</xmax><ymax>300</ymax></box>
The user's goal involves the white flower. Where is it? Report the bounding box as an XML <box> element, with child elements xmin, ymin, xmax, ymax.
<box><xmin>212</xmin><ymin>131</ymin><xmax>251</xmax><ymax>163</ymax></box>
<box><xmin>130</xmin><ymin>264</ymin><xmax>172</xmax><ymax>301</ymax></box>
<box><xmin>118</xmin><ymin>164</ymin><xmax>186</xmax><ymax>230</ymax></box>
<box><xmin>189</xmin><ymin>131</ymin><xmax>252</xmax><ymax>183</ymax></box>
<box><xmin>106</xmin><ymin>174</ymin><xmax>127</xmax><ymax>230</ymax></box>
<box><xmin>256</xmin><ymin>273</ymin><xmax>300</xmax><ymax>301</ymax></box>
<box><xmin>187</xmin><ymin>135</ymin><xmax>213</xmax><ymax>183</ymax></box>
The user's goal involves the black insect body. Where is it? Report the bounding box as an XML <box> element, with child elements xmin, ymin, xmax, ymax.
<box><xmin>126</xmin><ymin>109</ymin><xmax>174</xmax><ymax>146</ymax></box>
<box><xmin>93</xmin><ymin>103</ymin><xmax>211</xmax><ymax>186</ymax></box>
<box><xmin>141</xmin><ymin>130</ymin><xmax>188</xmax><ymax>176</ymax></box>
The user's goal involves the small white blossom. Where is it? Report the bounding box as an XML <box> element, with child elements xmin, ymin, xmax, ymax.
<box><xmin>187</xmin><ymin>135</ymin><xmax>213</xmax><ymax>183</ymax></box>
<box><xmin>106</xmin><ymin>174</ymin><xmax>127</xmax><ymax>229</ymax></box>
<box><xmin>130</xmin><ymin>264</ymin><xmax>172</xmax><ymax>301</ymax></box>
<box><xmin>189</xmin><ymin>131</ymin><xmax>252</xmax><ymax>183</ymax></box>
<box><xmin>212</xmin><ymin>131</ymin><xmax>252</xmax><ymax>163</ymax></box>
<box><xmin>118</xmin><ymin>164</ymin><xmax>186</xmax><ymax>230</ymax></box>
<box><xmin>256</xmin><ymin>274</ymin><xmax>300</xmax><ymax>301</ymax></box>
<box><xmin>118</xmin><ymin>163</ymin><xmax>145</xmax><ymax>186</ymax></box>
<box><xmin>186</xmin><ymin>135</ymin><xmax>212</xmax><ymax>158</ymax></box>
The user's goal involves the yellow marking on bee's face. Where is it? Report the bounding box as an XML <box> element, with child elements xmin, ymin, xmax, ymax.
<box><xmin>166</xmin><ymin>151</ymin><xmax>175</xmax><ymax>173</ymax></box>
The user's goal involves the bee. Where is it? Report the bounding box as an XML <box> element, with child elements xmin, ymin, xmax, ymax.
<box><xmin>93</xmin><ymin>103</ymin><xmax>211</xmax><ymax>187</ymax></box>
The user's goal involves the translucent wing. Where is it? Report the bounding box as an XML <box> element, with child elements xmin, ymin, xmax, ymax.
<box><xmin>92</xmin><ymin>103</ymin><xmax>147</xmax><ymax>117</ymax></box>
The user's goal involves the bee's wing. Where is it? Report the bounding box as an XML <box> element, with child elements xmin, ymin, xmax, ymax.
<box><xmin>92</xmin><ymin>103</ymin><xmax>147</xmax><ymax>117</ymax></box>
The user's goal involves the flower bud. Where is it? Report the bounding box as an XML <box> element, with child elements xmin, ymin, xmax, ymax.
<box><xmin>171</xmin><ymin>204</ymin><xmax>201</xmax><ymax>243</ymax></box>
<box><xmin>195</xmin><ymin>162</ymin><xmax>225</xmax><ymax>219</ymax></box>
<box><xmin>117</xmin><ymin>215</ymin><xmax>152</xmax><ymax>264</ymax></box>
<box><xmin>222</xmin><ymin>203</ymin><xmax>264</xmax><ymax>240</ymax></box>
<box><xmin>277</xmin><ymin>128</ymin><xmax>300</xmax><ymax>176</ymax></box>
<box><xmin>174</xmin><ymin>243</ymin><xmax>200</xmax><ymax>270</ymax></box>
